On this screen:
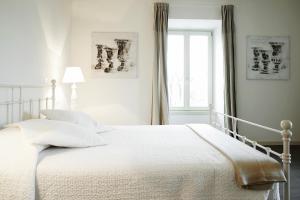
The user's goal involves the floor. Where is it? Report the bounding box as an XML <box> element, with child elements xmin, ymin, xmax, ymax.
<box><xmin>270</xmin><ymin>145</ymin><xmax>300</xmax><ymax>200</ymax></box>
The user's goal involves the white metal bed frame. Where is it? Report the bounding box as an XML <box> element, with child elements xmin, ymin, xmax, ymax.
<box><xmin>209</xmin><ymin>105</ymin><xmax>292</xmax><ymax>200</ymax></box>
<box><xmin>0</xmin><ymin>80</ymin><xmax>56</xmax><ymax>126</ymax></box>
<box><xmin>0</xmin><ymin>79</ymin><xmax>292</xmax><ymax>200</ymax></box>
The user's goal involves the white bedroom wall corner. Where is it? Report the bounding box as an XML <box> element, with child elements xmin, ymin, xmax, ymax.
<box><xmin>212</xmin><ymin>21</ymin><xmax>225</xmax><ymax>127</ymax></box>
<box><xmin>35</xmin><ymin>0</ymin><xmax>73</xmax><ymax>109</ymax></box>
<box><xmin>0</xmin><ymin>0</ymin><xmax>72</xmax><ymax>109</ymax></box>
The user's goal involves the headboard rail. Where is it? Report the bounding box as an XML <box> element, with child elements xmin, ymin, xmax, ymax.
<box><xmin>0</xmin><ymin>79</ymin><xmax>56</xmax><ymax>127</ymax></box>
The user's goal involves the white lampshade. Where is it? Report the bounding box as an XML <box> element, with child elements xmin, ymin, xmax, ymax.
<box><xmin>62</xmin><ymin>67</ymin><xmax>85</xmax><ymax>83</ymax></box>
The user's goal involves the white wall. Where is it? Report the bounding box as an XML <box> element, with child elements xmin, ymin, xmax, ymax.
<box><xmin>0</xmin><ymin>0</ymin><xmax>72</xmax><ymax>108</ymax></box>
<box><xmin>70</xmin><ymin>0</ymin><xmax>154</xmax><ymax>125</ymax></box>
<box><xmin>1</xmin><ymin>0</ymin><xmax>298</xmax><ymax>142</ymax></box>
<box><xmin>169</xmin><ymin>0</ymin><xmax>300</xmax><ymax>143</ymax></box>
<box><xmin>70</xmin><ymin>0</ymin><xmax>300</xmax><ymax>142</ymax></box>
<box><xmin>234</xmin><ymin>0</ymin><xmax>300</xmax><ymax>143</ymax></box>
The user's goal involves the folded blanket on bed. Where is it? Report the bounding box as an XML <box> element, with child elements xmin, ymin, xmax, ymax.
<box><xmin>187</xmin><ymin>124</ymin><xmax>286</xmax><ymax>190</ymax></box>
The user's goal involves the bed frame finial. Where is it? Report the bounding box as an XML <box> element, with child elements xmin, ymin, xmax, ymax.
<box><xmin>281</xmin><ymin>120</ymin><xmax>292</xmax><ymax>200</ymax></box>
<box><xmin>51</xmin><ymin>79</ymin><xmax>56</xmax><ymax>110</ymax></box>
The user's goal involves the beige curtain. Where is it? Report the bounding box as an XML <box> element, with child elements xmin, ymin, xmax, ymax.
<box><xmin>151</xmin><ymin>2</ymin><xmax>169</xmax><ymax>125</ymax></box>
<box><xmin>222</xmin><ymin>5</ymin><xmax>237</xmax><ymax>131</ymax></box>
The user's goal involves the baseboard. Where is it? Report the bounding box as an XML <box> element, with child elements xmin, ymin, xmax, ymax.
<box><xmin>259</xmin><ymin>141</ymin><xmax>300</xmax><ymax>146</ymax></box>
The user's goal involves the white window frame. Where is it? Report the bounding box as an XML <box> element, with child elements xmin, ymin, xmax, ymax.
<box><xmin>168</xmin><ymin>30</ymin><xmax>213</xmax><ymax>112</ymax></box>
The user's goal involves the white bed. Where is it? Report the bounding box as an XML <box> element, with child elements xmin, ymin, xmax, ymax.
<box><xmin>0</xmin><ymin>80</ymin><xmax>292</xmax><ymax>200</ymax></box>
<box><xmin>0</xmin><ymin>124</ymin><xmax>268</xmax><ymax>200</ymax></box>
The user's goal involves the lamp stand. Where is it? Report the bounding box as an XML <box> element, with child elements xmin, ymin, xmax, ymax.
<box><xmin>70</xmin><ymin>83</ymin><xmax>78</xmax><ymax>110</ymax></box>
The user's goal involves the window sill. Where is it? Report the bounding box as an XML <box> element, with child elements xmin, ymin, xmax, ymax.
<box><xmin>169</xmin><ymin>110</ymin><xmax>209</xmax><ymax>115</ymax></box>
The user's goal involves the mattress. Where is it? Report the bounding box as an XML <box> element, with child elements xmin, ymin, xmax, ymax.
<box><xmin>35</xmin><ymin>125</ymin><xmax>269</xmax><ymax>200</ymax></box>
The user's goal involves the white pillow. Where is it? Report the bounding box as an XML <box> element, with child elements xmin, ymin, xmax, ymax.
<box><xmin>41</xmin><ymin>109</ymin><xmax>107</xmax><ymax>132</ymax></box>
<box><xmin>8</xmin><ymin>119</ymin><xmax>106</xmax><ymax>148</ymax></box>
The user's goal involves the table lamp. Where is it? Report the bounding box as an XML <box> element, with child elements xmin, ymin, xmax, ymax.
<box><xmin>62</xmin><ymin>66</ymin><xmax>85</xmax><ymax>109</ymax></box>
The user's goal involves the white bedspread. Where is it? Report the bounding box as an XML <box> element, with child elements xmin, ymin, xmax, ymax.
<box><xmin>0</xmin><ymin>125</ymin><xmax>271</xmax><ymax>200</ymax></box>
<box><xmin>36</xmin><ymin>125</ymin><xmax>270</xmax><ymax>200</ymax></box>
<box><xmin>0</xmin><ymin>128</ymin><xmax>45</xmax><ymax>200</ymax></box>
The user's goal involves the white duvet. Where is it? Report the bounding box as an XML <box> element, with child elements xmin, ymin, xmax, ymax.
<box><xmin>0</xmin><ymin>128</ymin><xmax>43</xmax><ymax>200</ymax></box>
<box><xmin>0</xmin><ymin>125</ymin><xmax>271</xmax><ymax>200</ymax></box>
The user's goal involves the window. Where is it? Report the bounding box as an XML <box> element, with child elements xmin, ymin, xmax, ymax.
<box><xmin>167</xmin><ymin>31</ymin><xmax>212</xmax><ymax>111</ymax></box>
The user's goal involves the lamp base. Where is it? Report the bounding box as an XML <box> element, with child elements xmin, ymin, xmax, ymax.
<box><xmin>70</xmin><ymin>83</ymin><xmax>77</xmax><ymax>110</ymax></box>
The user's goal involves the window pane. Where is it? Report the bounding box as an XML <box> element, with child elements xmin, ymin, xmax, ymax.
<box><xmin>189</xmin><ymin>35</ymin><xmax>209</xmax><ymax>107</ymax></box>
<box><xmin>167</xmin><ymin>34</ymin><xmax>184</xmax><ymax>108</ymax></box>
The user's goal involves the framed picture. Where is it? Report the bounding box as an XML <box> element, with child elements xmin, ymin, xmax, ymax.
<box><xmin>91</xmin><ymin>32</ymin><xmax>138</xmax><ymax>78</ymax></box>
<box><xmin>246</xmin><ymin>36</ymin><xmax>290</xmax><ymax>80</ymax></box>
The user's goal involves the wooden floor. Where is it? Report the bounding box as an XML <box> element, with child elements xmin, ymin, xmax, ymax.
<box><xmin>270</xmin><ymin>145</ymin><xmax>300</xmax><ymax>200</ymax></box>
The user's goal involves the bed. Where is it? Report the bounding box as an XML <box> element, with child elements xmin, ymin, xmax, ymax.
<box><xmin>0</xmin><ymin>80</ymin><xmax>293</xmax><ymax>200</ymax></box>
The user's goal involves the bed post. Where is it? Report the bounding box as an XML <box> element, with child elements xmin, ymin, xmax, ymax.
<box><xmin>51</xmin><ymin>79</ymin><xmax>56</xmax><ymax>110</ymax></box>
<box><xmin>281</xmin><ymin>120</ymin><xmax>292</xmax><ymax>200</ymax></box>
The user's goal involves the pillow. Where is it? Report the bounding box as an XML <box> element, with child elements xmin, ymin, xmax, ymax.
<box><xmin>41</xmin><ymin>109</ymin><xmax>106</xmax><ymax>132</ymax></box>
<box><xmin>7</xmin><ymin>119</ymin><xmax>106</xmax><ymax>148</ymax></box>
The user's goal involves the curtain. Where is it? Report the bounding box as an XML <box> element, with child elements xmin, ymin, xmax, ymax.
<box><xmin>221</xmin><ymin>5</ymin><xmax>237</xmax><ymax>131</ymax></box>
<box><xmin>151</xmin><ymin>2</ymin><xmax>169</xmax><ymax>125</ymax></box>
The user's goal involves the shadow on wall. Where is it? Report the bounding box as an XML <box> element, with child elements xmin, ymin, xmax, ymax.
<box><xmin>36</xmin><ymin>0</ymin><xmax>72</xmax><ymax>80</ymax></box>
<box><xmin>81</xmin><ymin>104</ymin><xmax>142</xmax><ymax>125</ymax></box>
<box><xmin>36</xmin><ymin>0</ymin><xmax>72</xmax><ymax>109</ymax></box>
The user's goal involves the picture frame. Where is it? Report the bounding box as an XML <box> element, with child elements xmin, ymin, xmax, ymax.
<box><xmin>246</xmin><ymin>36</ymin><xmax>290</xmax><ymax>80</ymax></box>
<box><xmin>91</xmin><ymin>32</ymin><xmax>138</xmax><ymax>78</ymax></box>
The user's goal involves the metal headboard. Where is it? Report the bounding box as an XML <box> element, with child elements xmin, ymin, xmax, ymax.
<box><xmin>0</xmin><ymin>79</ymin><xmax>56</xmax><ymax>127</ymax></box>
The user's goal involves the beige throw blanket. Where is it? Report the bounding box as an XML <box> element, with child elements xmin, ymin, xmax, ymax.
<box><xmin>187</xmin><ymin>124</ymin><xmax>286</xmax><ymax>190</ymax></box>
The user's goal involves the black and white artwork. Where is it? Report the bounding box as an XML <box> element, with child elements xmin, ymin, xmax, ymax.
<box><xmin>247</xmin><ymin>36</ymin><xmax>290</xmax><ymax>80</ymax></box>
<box><xmin>92</xmin><ymin>32</ymin><xmax>138</xmax><ymax>78</ymax></box>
